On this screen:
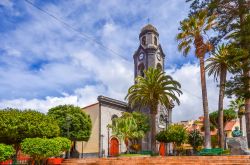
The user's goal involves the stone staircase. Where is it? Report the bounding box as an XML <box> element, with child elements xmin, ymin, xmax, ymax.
<box><xmin>61</xmin><ymin>156</ymin><xmax>250</xmax><ymax>165</ymax></box>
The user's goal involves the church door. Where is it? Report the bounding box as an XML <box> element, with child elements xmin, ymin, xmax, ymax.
<box><xmin>159</xmin><ymin>142</ymin><xmax>165</xmax><ymax>156</ymax></box>
<box><xmin>110</xmin><ymin>137</ymin><xmax>119</xmax><ymax>156</ymax></box>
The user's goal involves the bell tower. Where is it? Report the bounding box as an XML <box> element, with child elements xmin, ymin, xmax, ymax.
<box><xmin>133</xmin><ymin>24</ymin><xmax>173</xmax><ymax>151</ymax></box>
<box><xmin>133</xmin><ymin>24</ymin><xmax>165</xmax><ymax>79</ymax></box>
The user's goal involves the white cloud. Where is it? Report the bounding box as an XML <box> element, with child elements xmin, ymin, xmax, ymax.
<box><xmin>166</xmin><ymin>63</ymin><xmax>231</xmax><ymax>122</ymax></box>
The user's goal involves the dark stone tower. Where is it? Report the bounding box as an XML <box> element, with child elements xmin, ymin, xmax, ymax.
<box><xmin>133</xmin><ymin>24</ymin><xmax>173</xmax><ymax>151</ymax></box>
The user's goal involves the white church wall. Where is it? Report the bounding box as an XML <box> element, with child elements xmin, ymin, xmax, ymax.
<box><xmin>100</xmin><ymin>104</ymin><xmax>127</xmax><ymax>157</ymax></box>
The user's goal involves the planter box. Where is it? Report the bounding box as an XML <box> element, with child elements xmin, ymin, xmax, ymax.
<box><xmin>0</xmin><ymin>160</ymin><xmax>13</xmax><ymax>165</ymax></box>
<box><xmin>47</xmin><ymin>158</ymin><xmax>64</xmax><ymax>165</ymax></box>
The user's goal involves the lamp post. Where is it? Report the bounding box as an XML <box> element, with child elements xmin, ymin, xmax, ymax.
<box><xmin>107</xmin><ymin>125</ymin><xmax>110</xmax><ymax>157</ymax></box>
<box><xmin>66</xmin><ymin>116</ymin><xmax>71</xmax><ymax>159</ymax></box>
<box><xmin>192</xmin><ymin>123</ymin><xmax>197</xmax><ymax>154</ymax></box>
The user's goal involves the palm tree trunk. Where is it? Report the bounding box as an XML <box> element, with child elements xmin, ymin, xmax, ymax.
<box><xmin>199</xmin><ymin>56</ymin><xmax>211</xmax><ymax>149</ymax></box>
<box><xmin>150</xmin><ymin>113</ymin><xmax>157</xmax><ymax>153</ymax></box>
<box><xmin>239</xmin><ymin>116</ymin><xmax>243</xmax><ymax>132</ymax></box>
<box><xmin>218</xmin><ymin>66</ymin><xmax>227</xmax><ymax>149</ymax></box>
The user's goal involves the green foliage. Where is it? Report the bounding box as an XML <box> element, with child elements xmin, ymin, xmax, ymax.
<box><xmin>209</xmin><ymin>109</ymin><xmax>237</xmax><ymax>128</ymax></box>
<box><xmin>125</xmin><ymin>67</ymin><xmax>182</xmax><ymax>113</ymax></box>
<box><xmin>110</xmin><ymin>112</ymin><xmax>147</xmax><ymax>143</ymax></box>
<box><xmin>131</xmin><ymin>112</ymin><xmax>150</xmax><ymax>134</ymax></box>
<box><xmin>156</xmin><ymin>130</ymin><xmax>170</xmax><ymax>143</ymax></box>
<box><xmin>156</xmin><ymin>124</ymin><xmax>188</xmax><ymax>147</ymax></box>
<box><xmin>211</xmin><ymin>135</ymin><xmax>218</xmax><ymax>148</ymax></box>
<box><xmin>0</xmin><ymin>144</ymin><xmax>14</xmax><ymax>162</ymax></box>
<box><xmin>187</xmin><ymin>130</ymin><xmax>203</xmax><ymax>151</ymax></box>
<box><xmin>21</xmin><ymin>137</ymin><xmax>71</xmax><ymax>162</ymax></box>
<box><xmin>0</xmin><ymin>108</ymin><xmax>60</xmax><ymax>148</ymax></box>
<box><xmin>52</xmin><ymin>137</ymin><xmax>71</xmax><ymax>152</ymax></box>
<box><xmin>48</xmin><ymin>105</ymin><xmax>92</xmax><ymax>141</ymax></box>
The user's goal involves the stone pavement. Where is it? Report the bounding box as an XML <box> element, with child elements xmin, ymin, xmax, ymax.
<box><xmin>61</xmin><ymin>155</ymin><xmax>250</xmax><ymax>165</ymax></box>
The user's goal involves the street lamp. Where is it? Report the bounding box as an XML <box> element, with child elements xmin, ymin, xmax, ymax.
<box><xmin>107</xmin><ymin>125</ymin><xmax>110</xmax><ymax>157</ymax></box>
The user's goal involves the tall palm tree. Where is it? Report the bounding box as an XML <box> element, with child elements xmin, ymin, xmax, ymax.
<box><xmin>125</xmin><ymin>68</ymin><xmax>182</xmax><ymax>153</ymax></box>
<box><xmin>176</xmin><ymin>10</ymin><xmax>216</xmax><ymax>149</ymax></box>
<box><xmin>229</xmin><ymin>98</ymin><xmax>245</xmax><ymax>132</ymax></box>
<box><xmin>205</xmin><ymin>44</ymin><xmax>230</xmax><ymax>148</ymax></box>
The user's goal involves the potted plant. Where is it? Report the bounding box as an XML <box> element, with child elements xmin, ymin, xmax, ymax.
<box><xmin>47</xmin><ymin>137</ymin><xmax>71</xmax><ymax>165</ymax></box>
<box><xmin>21</xmin><ymin>137</ymin><xmax>70</xmax><ymax>165</ymax></box>
<box><xmin>0</xmin><ymin>144</ymin><xmax>14</xmax><ymax>165</ymax></box>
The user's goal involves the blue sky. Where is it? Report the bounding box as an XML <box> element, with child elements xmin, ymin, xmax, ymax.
<box><xmin>0</xmin><ymin>0</ymin><xmax>230</xmax><ymax>121</ymax></box>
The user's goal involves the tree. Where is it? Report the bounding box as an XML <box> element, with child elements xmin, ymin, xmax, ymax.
<box><xmin>48</xmin><ymin>105</ymin><xmax>91</xmax><ymax>141</ymax></box>
<box><xmin>188</xmin><ymin>130</ymin><xmax>203</xmax><ymax>152</ymax></box>
<box><xmin>0</xmin><ymin>144</ymin><xmax>15</xmax><ymax>162</ymax></box>
<box><xmin>205</xmin><ymin>44</ymin><xmax>231</xmax><ymax>148</ymax></box>
<box><xmin>156</xmin><ymin>124</ymin><xmax>188</xmax><ymax>155</ymax></box>
<box><xmin>48</xmin><ymin>105</ymin><xmax>92</xmax><ymax>157</ymax></box>
<box><xmin>176</xmin><ymin>10</ymin><xmax>216</xmax><ymax>149</ymax></box>
<box><xmin>125</xmin><ymin>68</ymin><xmax>182</xmax><ymax>153</ymax></box>
<box><xmin>109</xmin><ymin>112</ymin><xmax>149</xmax><ymax>153</ymax></box>
<box><xmin>0</xmin><ymin>109</ymin><xmax>60</xmax><ymax>156</ymax></box>
<box><xmin>186</xmin><ymin>0</ymin><xmax>250</xmax><ymax>147</ymax></box>
<box><xmin>21</xmin><ymin>137</ymin><xmax>71</xmax><ymax>165</ymax></box>
<box><xmin>209</xmin><ymin>109</ymin><xmax>237</xmax><ymax>128</ymax></box>
<box><xmin>229</xmin><ymin>98</ymin><xmax>245</xmax><ymax>131</ymax></box>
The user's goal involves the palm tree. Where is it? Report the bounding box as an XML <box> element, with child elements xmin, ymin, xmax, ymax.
<box><xmin>229</xmin><ymin>98</ymin><xmax>245</xmax><ymax>132</ymax></box>
<box><xmin>205</xmin><ymin>44</ymin><xmax>230</xmax><ymax>148</ymax></box>
<box><xmin>125</xmin><ymin>68</ymin><xmax>182</xmax><ymax>153</ymax></box>
<box><xmin>176</xmin><ymin>10</ymin><xmax>216</xmax><ymax>149</ymax></box>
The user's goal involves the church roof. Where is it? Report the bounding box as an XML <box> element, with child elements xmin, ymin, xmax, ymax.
<box><xmin>141</xmin><ymin>24</ymin><xmax>158</xmax><ymax>33</ymax></box>
<box><xmin>140</xmin><ymin>24</ymin><xmax>159</xmax><ymax>37</ymax></box>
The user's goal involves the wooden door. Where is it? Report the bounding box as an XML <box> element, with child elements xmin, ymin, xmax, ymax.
<box><xmin>110</xmin><ymin>137</ymin><xmax>119</xmax><ymax>156</ymax></box>
<box><xmin>159</xmin><ymin>142</ymin><xmax>165</xmax><ymax>156</ymax></box>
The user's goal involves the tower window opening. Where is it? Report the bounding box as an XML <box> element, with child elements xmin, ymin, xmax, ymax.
<box><xmin>142</xmin><ymin>36</ymin><xmax>146</xmax><ymax>46</ymax></box>
<box><xmin>138</xmin><ymin>63</ymin><xmax>145</xmax><ymax>77</ymax></box>
<box><xmin>154</xmin><ymin>36</ymin><xmax>157</xmax><ymax>45</ymax></box>
<box><xmin>157</xmin><ymin>63</ymin><xmax>162</xmax><ymax>71</ymax></box>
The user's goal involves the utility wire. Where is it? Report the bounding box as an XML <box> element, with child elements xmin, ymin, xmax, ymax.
<box><xmin>24</xmin><ymin>0</ymin><xmax>129</xmax><ymax>62</ymax></box>
<box><xmin>24</xmin><ymin>0</ymin><xmax>219</xmax><ymax>109</ymax></box>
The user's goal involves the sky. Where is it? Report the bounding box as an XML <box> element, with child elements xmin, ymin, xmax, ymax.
<box><xmin>0</xmin><ymin>0</ymin><xmax>232</xmax><ymax>122</ymax></box>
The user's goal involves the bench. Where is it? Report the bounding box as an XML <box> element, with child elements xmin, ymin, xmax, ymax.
<box><xmin>198</xmin><ymin>148</ymin><xmax>223</xmax><ymax>156</ymax></box>
<box><xmin>139</xmin><ymin>150</ymin><xmax>152</xmax><ymax>155</ymax></box>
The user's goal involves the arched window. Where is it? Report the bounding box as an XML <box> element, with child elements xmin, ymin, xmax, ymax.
<box><xmin>157</xmin><ymin>63</ymin><xmax>162</xmax><ymax>71</ymax></box>
<box><xmin>138</xmin><ymin>63</ymin><xmax>145</xmax><ymax>77</ymax></box>
<box><xmin>111</xmin><ymin>115</ymin><xmax>118</xmax><ymax>126</ymax></box>
<box><xmin>142</xmin><ymin>36</ymin><xmax>146</xmax><ymax>46</ymax></box>
<box><xmin>154</xmin><ymin>36</ymin><xmax>157</xmax><ymax>45</ymax></box>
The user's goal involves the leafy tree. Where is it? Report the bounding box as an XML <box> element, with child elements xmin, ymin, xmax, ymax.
<box><xmin>48</xmin><ymin>105</ymin><xmax>92</xmax><ymax>141</ymax></box>
<box><xmin>21</xmin><ymin>137</ymin><xmax>70</xmax><ymax>165</ymax></box>
<box><xmin>156</xmin><ymin>124</ymin><xmax>188</xmax><ymax>154</ymax></box>
<box><xmin>229</xmin><ymin>98</ymin><xmax>245</xmax><ymax>131</ymax></box>
<box><xmin>0</xmin><ymin>109</ymin><xmax>60</xmax><ymax>156</ymax></box>
<box><xmin>205</xmin><ymin>44</ymin><xmax>231</xmax><ymax>148</ymax></box>
<box><xmin>109</xmin><ymin>112</ymin><xmax>148</xmax><ymax>153</ymax></box>
<box><xmin>176</xmin><ymin>9</ymin><xmax>215</xmax><ymax>149</ymax></box>
<box><xmin>0</xmin><ymin>144</ymin><xmax>15</xmax><ymax>162</ymax></box>
<box><xmin>131</xmin><ymin>111</ymin><xmax>150</xmax><ymax>134</ymax></box>
<box><xmin>209</xmin><ymin>109</ymin><xmax>237</xmax><ymax>128</ymax></box>
<box><xmin>125</xmin><ymin>68</ymin><xmax>182</xmax><ymax>153</ymax></box>
<box><xmin>188</xmin><ymin>130</ymin><xmax>203</xmax><ymax>152</ymax></box>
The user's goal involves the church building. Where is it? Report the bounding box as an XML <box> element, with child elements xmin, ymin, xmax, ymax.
<box><xmin>75</xmin><ymin>24</ymin><xmax>174</xmax><ymax>157</ymax></box>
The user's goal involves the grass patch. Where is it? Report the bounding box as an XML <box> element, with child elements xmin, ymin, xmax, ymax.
<box><xmin>119</xmin><ymin>154</ymin><xmax>145</xmax><ymax>157</ymax></box>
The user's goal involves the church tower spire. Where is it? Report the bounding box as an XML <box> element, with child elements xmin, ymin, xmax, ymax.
<box><xmin>133</xmin><ymin>24</ymin><xmax>165</xmax><ymax>79</ymax></box>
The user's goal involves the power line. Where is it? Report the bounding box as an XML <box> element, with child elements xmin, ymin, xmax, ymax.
<box><xmin>24</xmin><ymin>0</ymin><xmax>219</xmax><ymax>109</ymax></box>
<box><xmin>24</xmin><ymin>0</ymin><xmax>130</xmax><ymax>62</ymax></box>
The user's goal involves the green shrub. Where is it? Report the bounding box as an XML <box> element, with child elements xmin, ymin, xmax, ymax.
<box><xmin>21</xmin><ymin>137</ymin><xmax>71</xmax><ymax>163</ymax></box>
<box><xmin>53</xmin><ymin>137</ymin><xmax>71</xmax><ymax>152</ymax></box>
<box><xmin>0</xmin><ymin>144</ymin><xmax>15</xmax><ymax>162</ymax></box>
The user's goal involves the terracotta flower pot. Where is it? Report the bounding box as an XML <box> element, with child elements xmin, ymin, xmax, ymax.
<box><xmin>47</xmin><ymin>158</ymin><xmax>64</xmax><ymax>165</ymax></box>
<box><xmin>0</xmin><ymin>160</ymin><xmax>13</xmax><ymax>165</ymax></box>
